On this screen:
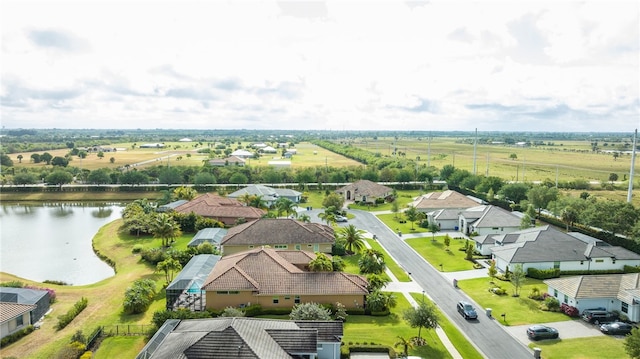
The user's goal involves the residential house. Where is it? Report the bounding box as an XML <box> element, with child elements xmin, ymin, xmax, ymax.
<box><xmin>458</xmin><ymin>205</ymin><xmax>522</xmax><ymax>236</ymax></box>
<box><xmin>489</xmin><ymin>225</ymin><xmax>640</xmax><ymax>273</ymax></box>
<box><xmin>1</xmin><ymin>303</ymin><xmax>36</xmax><ymax>339</ymax></box>
<box><xmin>208</xmin><ymin>155</ymin><xmax>246</xmax><ymax>167</ymax></box>
<box><xmin>228</xmin><ymin>184</ymin><xmax>302</xmax><ymax>207</ymax></box>
<box><xmin>187</xmin><ymin>228</ymin><xmax>228</xmax><ymax>249</ymax></box>
<box><xmin>220</xmin><ymin>218</ymin><xmax>335</xmax><ymax>255</ymax></box>
<box><xmin>335</xmin><ymin>180</ymin><xmax>393</xmax><ymax>204</ymax></box>
<box><xmin>0</xmin><ymin>287</ymin><xmax>50</xmax><ymax>326</ymax></box>
<box><xmin>412</xmin><ymin>190</ymin><xmax>482</xmax><ymax>214</ymax></box>
<box><xmin>140</xmin><ymin>143</ymin><xmax>165</xmax><ymax>148</ymax></box>
<box><xmin>136</xmin><ymin>317</ymin><xmax>343</xmax><ymax>359</ymax></box>
<box><xmin>544</xmin><ymin>274</ymin><xmax>640</xmax><ymax>322</ymax></box>
<box><xmin>230</xmin><ymin>149</ymin><xmax>254</xmax><ymax>158</ymax></box>
<box><xmin>166</xmin><ymin>254</ymin><xmax>221</xmax><ymax>311</ymax></box>
<box><xmin>174</xmin><ymin>193</ymin><xmax>265</xmax><ymax>226</ymax></box>
<box><xmin>261</xmin><ymin>146</ymin><xmax>278</xmax><ymax>153</ymax></box>
<box><xmin>201</xmin><ymin>247</ymin><xmax>368</xmax><ymax>310</ymax></box>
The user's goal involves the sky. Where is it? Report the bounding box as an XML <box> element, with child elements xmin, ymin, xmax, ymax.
<box><xmin>1</xmin><ymin>0</ymin><xmax>639</xmax><ymax>132</ymax></box>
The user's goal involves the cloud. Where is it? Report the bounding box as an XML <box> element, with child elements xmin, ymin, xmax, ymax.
<box><xmin>27</xmin><ymin>29</ymin><xmax>90</xmax><ymax>52</ymax></box>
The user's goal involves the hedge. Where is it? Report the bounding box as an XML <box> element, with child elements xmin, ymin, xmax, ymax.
<box><xmin>56</xmin><ymin>297</ymin><xmax>89</xmax><ymax>330</ymax></box>
<box><xmin>0</xmin><ymin>325</ymin><xmax>34</xmax><ymax>347</ymax></box>
<box><xmin>527</xmin><ymin>268</ymin><xmax>561</xmax><ymax>279</ymax></box>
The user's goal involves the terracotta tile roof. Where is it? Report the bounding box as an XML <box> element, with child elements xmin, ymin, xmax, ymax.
<box><xmin>335</xmin><ymin>180</ymin><xmax>392</xmax><ymax>198</ymax></box>
<box><xmin>412</xmin><ymin>190</ymin><xmax>481</xmax><ymax>210</ymax></box>
<box><xmin>174</xmin><ymin>193</ymin><xmax>265</xmax><ymax>220</ymax></box>
<box><xmin>202</xmin><ymin>248</ymin><xmax>368</xmax><ymax>295</ymax></box>
<box><xmin>221</xmin><ymin>219</ymin><xmax>335</xmax><ymax>246</ymax></box>
<box><xmin>0</xmin><ymin>302</ymin><xmax>36</xmax><ymax>323</ymax></box>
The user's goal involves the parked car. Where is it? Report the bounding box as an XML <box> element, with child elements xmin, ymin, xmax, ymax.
<box><xmin>600</xmin><ymin>322</ymin><xmax>634</xmax><ymax>335</ymax></box>
<box><xmin>526</xmin><ymin>325</ymin><xmax>559</xmax><ymax>340</ymax></box>
<box><xmin>456</xmin><ymin>301</ymin><xmax>478</xmax><ymax>320</ymax></box>
<box><xmin>335</xmin><ymin>215</ymin><xmax>348</xmax><ymax>222</ymax></box>
<box><xmin>581</xmin><ymin>310</ymin><xmax>618</xmax><ymax>325</ymax></box>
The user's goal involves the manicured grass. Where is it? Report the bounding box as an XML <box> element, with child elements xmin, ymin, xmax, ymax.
<box><xmin>405</xmin><ymin>236</ymin><xmax>476</xmax><ymax>272</ymax></box>
<box><xmin>376</xmin><ymin>213</ymin><xmax>428</xmax><ymax>235</ymax></box>
<box><xmin>340</xmin><ymin>251</ymin><xmax>391</xmax><ymax>283</ymax></box>
<box><xmin>409</xmin><ymin>293</ymin><xmax>484</xmax><ymax>359</ymax></box>
<box><xmin>348</xmin><ymin>190</ymin><xmax>422</xmax><ymax>212</ymax></box>
<box><xmin>366</xmin><ymin>239</ymin><xmax>411</xmax><ymax>282</ymax></box>
<box><xmin>459</xmin><ymin>277</ymin><xmax>572</xmax><ymax>326</ymax></box>
<box><xmin>93</xmin><ymin>336</ymin><xmax>147</xmax><ymax>359</ymax></box>
<box><xmin>343</xmin><ymin>293</ymin><xmax>453</xmax><ymax>359</ymax></box>
<box><xmin>527</xmin><ymin>336</ymin><xmax>628</xmax><ymax>359</ymax></box>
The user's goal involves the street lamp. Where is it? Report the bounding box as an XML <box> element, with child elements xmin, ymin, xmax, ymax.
<box><xmin>422</xmin><ymin>290</ymin><xmax>425</xmax><ymax>303</ymax></box>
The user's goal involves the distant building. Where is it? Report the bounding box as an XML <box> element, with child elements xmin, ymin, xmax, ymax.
<box><xmin>140</xmin><ymin>143</ymin><xmax>165</xmax><ymax>148</ymax></box>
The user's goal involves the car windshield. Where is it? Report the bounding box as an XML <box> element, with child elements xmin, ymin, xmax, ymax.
<box><xmin>464</xmin><ymin>305</ymin><xmax>474</xmax><ymax>311</ymax></box>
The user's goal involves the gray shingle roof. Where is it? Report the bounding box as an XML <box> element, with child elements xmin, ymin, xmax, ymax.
<box><xmin>188</xmin><ymin>228</ymin><xmax>228</xmax><ymax>247</ymax></box>
<box><xmin>138</xmin><ymin>317</ymin><xmax>342</xmax><ymax>359</ymax></box>
<box><xmin>544</xmin><ymin>274</ymin><xmax>640</xmax><ymax>302</ymax></box>
<box><xmin>413</xmin><ymin>190</ymin><xmax>482</xmax><ymax>210</ymax></box>
<box><xmin>335</xmin><ymin>180</ymin><xmax>392</xmax><ymax>198</ymax></box>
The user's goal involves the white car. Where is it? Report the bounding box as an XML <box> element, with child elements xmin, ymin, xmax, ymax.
<box><xmin>335</xmin><ymin>215</ymin><xmax>348</xmax><ymax>222</ymax></box>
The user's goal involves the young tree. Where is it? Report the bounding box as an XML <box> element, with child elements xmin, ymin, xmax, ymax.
<box><xmin>404</xmin><ymin>206</ymin><xmax>419</xmax><ymax>230</ymax></box>
<box><xmin>443</xmin><ymin>234</ymin><xmax>451</xmax><ymax>249</ymax></box>
<box><xmin>391</xmin><ymin>199</ymin><xmax>399</xmax><ymax>219</ymax></box>
<box><xmin>318</xmin><ymin>206</ymin><xmax>337</xmax><ymax>225</ymax></box>
<box><xmin>123</xmin><ymin>279</ymin><xmax>157</xmax><ymax>314</ymax></box>
<box><xmin>16</xmin><ymin>154</ymin><xmax>23</xmax><ymax>163</ymax></box>
<box><xmin>403</xmin><ymin>301</ymin><xmax>439</xmax><ymax>339</ymax></box>
<box><xmin>289</xmin><ymin>302</ymin><xmax>331</xmax><ymax>321</ymax></box>
<box><xmin>322</xmin><ymin>192</ymin><xmax>344</xmax><ymax>211</ymax></box>
<box><xmin>298</xmin><ymin>213</ymin><xmax>311</xmax><ymax>223</ymax></box>
<box><xmin>358</xmin><ymin>249</ymin><xmax>386</xmax><ymax>275</ymax></box>
<box><xmin>488</xmin><ymin>260</ymin><xmax>497</xmax><ymax>280</ymax></box>
<box><xmin>428</xmin><ymin>222</ymin><xmax>439</xmax><ymax>242</ymax></box>
<box><xmin>152</xmin><ymin>213</ymin><xmax>182</xmax><ymax>247</ymax></box>
<box><xmin>394</xmin><ymin>336</ymin><xmax>414</xmax><ymax>358</ymax></box>
<box><xmin>156</xmin><ymin>258</ymin><xmax>182</xmax><ymax>284</ymax></box>
<box><xmin>510</xmin><ymin>264</ymin><xmax>526</xmax><ymax>296</ymax></box>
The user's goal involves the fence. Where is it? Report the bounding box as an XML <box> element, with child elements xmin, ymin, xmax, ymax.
<box><xmin>101</xmin><ymin>324</ymin><xmax>151</xmax><ymax>336</ymax></box>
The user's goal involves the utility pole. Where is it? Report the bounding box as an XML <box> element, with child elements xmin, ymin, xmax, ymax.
<box><xmin>628</xmin><ymin>129</ymin><xmax>637</xmax><ymax>203</ymax></box>
<box><xmin>473</xmin><ymin>128</ymin><xmax>477</xmax><ymax>175</ymax></box>
<box><xmin>427</xmin><ymin>134</ymin><xmax>431</xmax><ymax>168</ymax></box>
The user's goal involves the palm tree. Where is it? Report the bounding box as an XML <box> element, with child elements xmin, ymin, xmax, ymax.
<box><xmin>318</xmin><ymin>206</ymin><xmax>337</xmax><ymax>225</ymax></box>
<box><xmin>308</xmin><ymin>253</ymin><xmax>333</xmax><ymax>272</ymax></box>
<box><xmin>298</xmin><ymin>213</ymin><xmax>311</xmax><ymax>223</ymax></box>
<box><xmin>156</xmin><ymin>258</ymin><xmax>182</xmax><ymax>284</ymax></box>
<box><xmin>275</xmin><ymin>197</ymin><xmax>296</xmax><ymax>218</ymax></box>
<box><xmin>152</xmin><ymin>213</ymin><xmax>182</xmax><ymax>247</ymax></box>
<box><xmin>358</xmin><ymin>248</ymin><xmax>386</xmax><ymax>274</ymax></box>
<box><xmin>238</xmin><ymin>193</ymin><xmax>253</xmax><ymax>206</ymax></box>
<box><xmin>337</xmin><ymin>224</ymin><xmax>366</xmax><ymax>254</ymax></box>
<box><xmin>248</xmin><ymin>195</ymin><xmax>268</xmax><ymax>210</ymax></box>
<box><xmin>394</xmin><ymin>336</ymin><xmax>414</xmax><ymax>358</ymax></box>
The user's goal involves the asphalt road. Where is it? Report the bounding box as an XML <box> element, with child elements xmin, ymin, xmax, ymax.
<box><xmin>305</xmin><ymin>208</ymin><xmax>534</xmax><ymax>359</ymax></box>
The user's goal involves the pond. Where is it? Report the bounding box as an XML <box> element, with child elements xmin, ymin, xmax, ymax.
<box><xmin>0</xmin><ymin>203</ymin><xmax>124</xmax><ymax>285</ymax></box>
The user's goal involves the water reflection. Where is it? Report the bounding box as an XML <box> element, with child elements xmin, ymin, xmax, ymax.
<box><xmin>0</xmin><ymin>203</ymin><xmax>123</xmax><ymax>285</ymax></box>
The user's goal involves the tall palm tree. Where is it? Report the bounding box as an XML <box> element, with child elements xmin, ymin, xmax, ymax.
<box><xmin>275</xmin><ymin>197</ymin><xmax>296</xmax><ymax>218</ymax></box>
<box><xmin>337</xmin><ymin>224</ymin><xmax>366</xmax><ymax>254</ymax></box>
<box><xmin>318</xmin><ymin>206</ymin><xmax>337</xmax><ymax>225</ymax></box>
<box><xmin>248</xmin><ymin>195</ymin><xmax>268</xmax><ymax>210</ymax></box>
<box><xmin>152</xmin><ymin>213</ymin><xmax>182</xmax><ymax>247</ymax></box>
<box><xmin>358</xmin><ymin>248</ymin><xmax>386</xmax><ymax>274</ymax></box>
<box><xmin>237</xmin><ymin>193</ymin><xmax>253</xmax><ymax>206</ymax></box>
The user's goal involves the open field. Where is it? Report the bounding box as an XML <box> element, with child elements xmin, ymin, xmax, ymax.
<box><xmin>353</xmin><ymin>136</ymin><xmax>637</xmax><ymax>183</ymax></box>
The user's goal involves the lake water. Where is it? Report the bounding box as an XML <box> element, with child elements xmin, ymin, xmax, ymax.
<box><xmin>0</xmin><ymin>203</ymin><xmax>123</xmax><ymax>285</ymax></box>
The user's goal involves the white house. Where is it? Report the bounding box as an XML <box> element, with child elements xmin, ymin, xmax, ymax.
<box><xmin>228</xmin><ymin>184</ymin><xmax>302</xmax><ymax>206</ymax></box>
<box><xmin>428</xmin><ymin>209</ymin><xmax>462</xmax><ymax>231</ymax></box>
<box><xmin>0</xmin><ymin>303</ymin><xmax>36</xmax><ymax>339</ymax></box>
<box><xmin>230</xmin><ymin>149</ymin><xmax>254</xmax><ymax>159</ymax></box>
<box><xmin>458</xmin><ymin>205</ymin><xmax>522</xmax><ymax>236</ymax></box>
<box><xmin>490</xmin><ymin>225</ymin><xmax>640</xmax><ymax>273</ymax></box>
<box><xmin>544</xmin><ymin>274</ymin><xmax>640</xmax><ymax>322</ymax></box>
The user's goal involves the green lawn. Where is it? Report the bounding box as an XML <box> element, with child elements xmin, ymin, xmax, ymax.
<box><xmin>366</xmin><ymin>239</ymin><xmax>411</xmax><ymax>282</ymax></box>
<box><xmin>459</xmin><ymin>277</ymin><xmax>572</xmax><ymax>326</ymax></box>
<box><xmin>376</xmin><ymin>213</ymin><xmax>428</xmax><ymax>235</ymax></box>
<box><xmin>344</xmin><ymin>293</ymin><xmax>453</xmax><ymax>359</ymax></box>
<box><xmin>405</xmin><ymin>236</ymin><xmax>476</xmax><ymax>272</ymax></box>
<box><xmin>527</xmin><ymin>336</ymin><xmax>628</xmax><ymax>359</ymax></box>
<box><xmin>93</xmin><ymin>336</ymin><xmax>147</xmax><ymax>359</ymax></box>
<box><xmin>409</xmin><ymin>293</ymin><xmax>484</xmax><ymax>359</ymax></box>
<box><xmin>348</xmin><ymin>190</ymin><xmax>422</xmax><ymax>212</ymax></box>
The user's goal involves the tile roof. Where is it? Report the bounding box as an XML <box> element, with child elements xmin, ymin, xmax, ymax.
<box><xmin>335</xmin><ymin>180</ymin><xmax>392</xmax><ymax>198</ymax></box>
<box><xmin>174</xmin><ymin>193</ymin><xmax>265</xmax><ymax>220</ymax></box>
<box><xmin>202</xmin><ymin>248</ymin><xmax>368</xmax><ymax>296</ymax></box>
<box><xmin>0</xmin><ymin>302</ymin><xmax>36</xmax><ymax>323</ymax></box>
<box><xmin>221</xmin><ymin>218</ymin><xmax>335</xmax><ymax>246</ymax></box>
<box><xmin>140</xmin><ymin>317</ymin><xmax>342</xmax><ymax>359</ymax></box>
<box><xmin>544</xmin><ymin>274</ymin><xmax>640</xmax><ymax>303</ymax></box>
<box><xmin>491</xmin><ymin>226</ymin><xmax>640</xmax><ymax>264</ymax></box>
<box><xmin>412</xmin><ymin>190</ymin><xmax>481</xmax><ymax>210</ymax></box>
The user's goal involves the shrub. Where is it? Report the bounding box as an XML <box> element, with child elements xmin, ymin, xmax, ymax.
<box><xmin>527</xmin><ymin>267</ymin><xmax>561</xmax><ymax>279</ymax></box>
<box><xmin>220</xmin><ymin>307</ymin><xmax>245</xmax><ymax>317</ymax></box>
<box><xmin>42</xmin><ymin>280</ymin><xmax>70</xmax><ymax>286</ymax></box>
<box><xmin>79</xmin><ymin>352</ymin><xmax>93</xmax><ymax>359</ymax></box>
<box><xmin>560</xmin><ymin>303</ymin><xmax>580</xmax><ymax>317</ymax></box>
<box><xmin>490</xmin><ymin>287</ymin><xmax>507</xmax><ymax>296</ymax></box>
<box><xmin>123</xmin><ymin>279</ymin><xmax>156</xmax><ymax>314</ymax></box>
<box><xmin>290</xmin><ymin>302</ymin><xmax>332</xmax><ymax>320</ymax></box>
<box><xmin>56</xmin><ymin>297</ymin><xmax>88</xmax><ymax>330</ymax></box>
<box><xmin>0</xmin><ymin>281</ymin><xmax>24</xmax><ymax>288</ymax></box>
<box><xmin>528</xmin><ymin>287</ymin><xmax>544</xmax><ymax>301</ymax></box>
<box><xmin>624</xmin><ymin>265</ymin><xmax>640</xmax><ymax>273</ymax></box>
<box><xmin>333</xmin><ymin>302</ymin><xmax>348</xmax><ymax>322</ymax></box>
<box><xmin>132</xmin><ymin>244</ymin><xmax>143</xmax><ymax>253</ymax></box>
<box><xmin>0</xmin><ymin>325</ymin><xmax>34</xmax><ymax>347</ymax></box>
<box><xmin>140</xmin><ymin>248</ymin><xmax>167</xmax><ymax>265</ymax></box>
<box><xmin>541</xmin><ymin>296</ymin><xmax>560</xmax><ymax>312</ymax></box>
<box><xmin>243</xmin><ymin>304</ymin><xmax>263</xmax><ymax>317</ymax></box>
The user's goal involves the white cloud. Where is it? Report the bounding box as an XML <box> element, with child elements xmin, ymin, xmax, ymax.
<box><xmin>1</xmin><ymin>0</ymin><xmax>638</xmax><ymax>131</ymax></box>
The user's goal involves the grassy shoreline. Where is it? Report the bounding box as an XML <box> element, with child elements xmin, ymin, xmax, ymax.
<box><xmin>0</xmin><ymin>192</ymin><xmax>162</xmax><ymax>203</ymax></box>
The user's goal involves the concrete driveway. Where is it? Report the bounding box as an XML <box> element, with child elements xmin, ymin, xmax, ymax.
<box><xmin>504</xmin><ymin>319</ymin><xmax>604</xmax><ymax>345</ymax></box>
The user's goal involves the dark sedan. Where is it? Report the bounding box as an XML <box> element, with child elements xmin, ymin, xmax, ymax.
<box><xmin>456</xmin><ymin>301</ymin><xmax>478</xmax><ymax>320</ymax></box>
<box><xmin>600</xmin><ymin>322</ymin><xmax>634</xmax><ymax>335</ymax></box>
<box><xmin>526</xmin><ymin>325</ymin><xmax>559</xmax><ymax>340</ymax></box>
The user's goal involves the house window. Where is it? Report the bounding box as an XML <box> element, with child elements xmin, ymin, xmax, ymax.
<box><xmin>16</xmin><ymin>315</ymin><xmax>23</xmax><ymax>327</ymax></box>
<box><xmin>317</xmin><ymin>343</ymin><xmax>323</xmax><ymax>350</ymax></box>
<box><xmin>554</xmin><ymin>289</ymin><xmax>558</xmax><ymax>297</ymax></box>
<box><xmin>553</xmin><ymin>262</ymin><xmax>560</xmax><ymax>269</ymax></box>
<box><xmin>295</xmin><ymin>244</ymin><xmax>301</xmax><ymax>250</ymax></box>
<box><xmin>313</xmin><ymin>244</ymin><xmax>319</xmax><ymax>252</ymax></box>
<box><xmin>273</xmin><ymin>297</ymin><xmax>279</xmax><ymax>304</ymax></box>
<box><xmin>248</xmin><ymin>245</ymin><xmax>254</xmax><ymax>249</ymax></box>
<box><xmin>622</xmin><ymin>302</ymin><xmax>629</xmax><ymax>313</ymax></box>
<box><xmin>492</xmin><ymin>227</ymin><xmax>499</xmax><ymax>230</ymax></box>
<box><xmin>307</xmin><ymin>244</ymin><xmax>313</xmax><ymax>247</ymax></box>
<box><xmin>294</xmin><ymin>295</ymin><xmax>301</xmax><ymax>304</ymax></box>
<box><xmin>274</xmin><ymin>245</ymin><xmax>288</xmax><ymax>249</ymax></box>
<box><xmin>563</xmin><ymin>295</ymin><xmax>568</xmax><ymax>304</ymax></box>
<box><xmin>595</xmin><ymin>259</ymin><xmax>604</xmax><ymax>263</ymax></box>
<box><xmin>580</xmin><ymin>261</ymin><xmax>584</xmax><ymax>265</ymax></box>
<box><xmin>284</xmin><ymin>296</ymin><xmax>291</xmax><ymax>300</ymax></box>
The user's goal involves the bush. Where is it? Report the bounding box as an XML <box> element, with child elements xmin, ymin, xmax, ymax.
<box><xmin>56</xmin><ymin>297</ymin><xmax>88</xmax><ymax>330</ymax></box>
<box><xmin>243</xmin><ymin>304</ymin><xmax>263</xmax><ymax>317</ymax></box>
<box><xmin>220</xmin><ymin>307</ymin><xmax>245</xmax><ymax>317</ymax></box>
<box><xmin>541</xmin><ymin>296</ymin><xmax>560</xmax><ymax>312</ymax></box>
<box><xmin>528</xmin><ymin>287</ymin><xmax>544</xmax><ymax>301</ymax></box>
<box><xmin>0</xmin><ymin>281</ymin><xmax>24</xmax><ymax>288</ymax></box>
<box><xmin>123</xmin><ymin>279</ymin><xmax>156</xmax><ymax>314</ymax></box>
<box><xmin>560</xmin><ymin>303</ymin><xmax>580</xmax><ymax>317</ymax></box>
<box><xmin>0</xmin><ymin>325</ymin><xmax>34</xmax><ymax>347</ymax></box>
<box><xmin>132</xmin><ymin>244</ymin><xmax>143</xmax><ymax>253</ymax></box>
<box><xmin>289</xmin><ymin>302</ymin><xmax>332</xmax><ymax>320</ymax></box>
<box><xmin>489</xmin><ymin>286</ymin><xmax>507</xmax><ymax>296</ymax></box>
<box><xmin>140</xmin><ymin>248</ymin><xmax>167</xmax><ymax>265</ymax></box>
<box><xmin>527</xmin><ymin>268</ymin><xmax>561</xmax><ymax>280</ymax></box>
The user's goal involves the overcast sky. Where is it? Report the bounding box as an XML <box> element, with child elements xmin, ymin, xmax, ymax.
<box><xmin>1</xmin><ymin>1</ymin><xmax>638</xmax><ymax>132</ymax></box>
